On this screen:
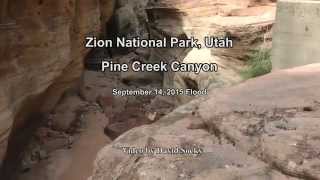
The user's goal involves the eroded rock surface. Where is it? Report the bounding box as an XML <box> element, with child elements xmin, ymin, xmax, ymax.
<box><xmin>14</xmin><ymin>61</ymin><xmax>177</xmax><ymax>180</ymax></box>
<box><xmin>144</xmin><ymin>0</ymin><xmax>276</xmax><ymax>104</ymax></box>
<box><xmin>0</xmin><ymin>0</ymin><xmax>114</xmax><ymax>172</ymax></box>
<box><xmin>111</xmin><ymin>0</ymin><xmax>276</xmax><ymax>96</ymax></box>
<box><xmin>90</xmin><ymin>64</ymin><xmax>320</xmax><ymax>180</ymax></box>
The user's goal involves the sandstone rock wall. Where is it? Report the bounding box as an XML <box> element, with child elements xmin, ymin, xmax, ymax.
<box><xmin>271</xmin><ymin>0</ymin><xmax>320</xmax><ymax>70</ymax></box>
<box><xmin>111</xmin><ymin>0</ymin><xmax>275</xmax><ymax>97</ymax></box>
<box><xmin>145</xmin><ymin>0</ymin><xmax>276</xmax><ymax>103</ymax></box>
<box><xmin>0</xmin><ymin>0</ymin><xmax>114</xmax><ymax>168</ymax></box>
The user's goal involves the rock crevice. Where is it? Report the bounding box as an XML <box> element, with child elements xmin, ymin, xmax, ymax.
<box><xmin>0</xmin><ymin>0</ymin><xmax>115</xmax><ymax>177</ymax></box>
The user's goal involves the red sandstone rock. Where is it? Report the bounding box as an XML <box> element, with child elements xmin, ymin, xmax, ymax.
<box><xmin>0</xmin><ymin>0</ymin><xmax>114</xmax><ymax>167</ymax></box>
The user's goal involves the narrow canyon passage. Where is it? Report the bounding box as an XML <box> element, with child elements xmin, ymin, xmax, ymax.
<box><xmin>17</xmin><ymin>110</ymin><xmax>110</xmax><ymax>180</ymax></box>
<box><xmin>14</xmin><ymin>49</ymin><xmax>177</xmax><ymax>180</ymax></box>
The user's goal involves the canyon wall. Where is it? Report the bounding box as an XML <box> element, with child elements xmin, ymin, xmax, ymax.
<box><xmin>145</xmin><ymin>0</ymin><xmax>276</xmax><ymax>103</ymax></box>
<box><xmin>112</xmin><ymin>0</ymin><xmax>276</xmax><ymax>101</ymax></box>
<box><xmin>0</xmin><ymin>0</ymin><xmax>114</xmax><ymax>169</ymax></box>
<box><xmin>0</xmin><ymin>0</ymin><xmax>276</xmax><ymax>174</ymax></box>
<box><xmin>271</xmin><ymin>0</ymin><xmax>320</xmax><ymax>70</ymax></box>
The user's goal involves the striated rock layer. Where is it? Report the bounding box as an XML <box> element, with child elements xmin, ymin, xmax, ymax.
<box><xmin>110</xmin><ymin>0</ymin><xmax>276</xmax><ymax>104</ymax></box>
<box><xmin>0</xmin><ymin>0</ymin><xmax>114</xmax><ymax>170</ymax></box>
<box><xmin>145</xmin><ymin>0</ymin><xmax>276</xmax><ymax>103</ymax></box>
<box><xmin>90</xmin><ymin>64</ymin><xmax>320</xmax><ymax>180</ymax></box>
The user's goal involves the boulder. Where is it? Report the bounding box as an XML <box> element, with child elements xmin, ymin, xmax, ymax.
<box><xmin>90</xmin><ymin>64</ymin><xmax>320</xmax><ymax>180</ymax></box>
<box><xmin>114</xmin><ymin>6</ymin><xmax>141</xmax><ymax>38</ymax></box>
<box><xmin>112</xmin><ymin>0</ymin><xmax>149</xmax><ymax>55</ymax></box>
<box><xmin>118</xmin><ymin>53</ymin><xmax>163</xmax><ymax>86</ymax></box>
<box><xmin>50</xmin><ymin>95</ymin><xmax>86</xmax><ymax>131</ymax></box>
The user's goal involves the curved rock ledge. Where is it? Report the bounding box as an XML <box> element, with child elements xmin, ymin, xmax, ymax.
<box><xmin>90</xmin><ymin>64</ymin><xmax>320</xmax><ymax>180</ymax></box>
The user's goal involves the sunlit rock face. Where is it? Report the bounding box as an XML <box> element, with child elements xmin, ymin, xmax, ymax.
<box><xmin>271</xmin><ymin>0</ymin><xmax>320</xmax><ymax>70</ymax></box>
<box><xmin>90</xmin><ymin>63</ymin><xmax>320</xmax><ymax>180</ymax></box>
<box><xmin>145</xmin><ymin>0</ymin><xmax>276</xmax><ymax>103</ymax></box>
<box><xmin>0</xmin><ymin>0</ymin><xmax>114</xmax><ymax>168</ymax></box>
<box><xmin>110</xmin><ymin>0</ymin><xmax>276</xmax><ymax>102</ymax></box>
